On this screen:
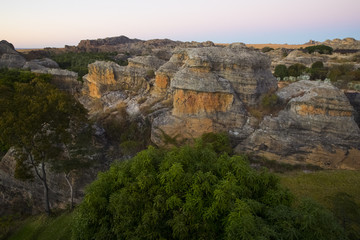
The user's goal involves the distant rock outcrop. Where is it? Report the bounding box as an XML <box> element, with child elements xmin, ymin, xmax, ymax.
<box><xmin>321</xmin><ymin>38</ymin><xmax>360</xmax><ymax>50</ymax></box>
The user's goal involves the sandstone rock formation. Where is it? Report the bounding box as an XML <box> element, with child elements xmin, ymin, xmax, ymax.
<box><xmin>237</xmin><ymin>80</ymin><xmax>360</xmax><ymax>169</ymax></box>
<box><xmin>151</xmin><ymin>44</ymin><xmax>277</xmax><ymax>145</ymax></box>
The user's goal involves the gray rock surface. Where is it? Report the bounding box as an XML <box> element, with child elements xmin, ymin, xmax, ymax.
<box><xmin>237</xmin><ymin>80</ymin><xmax>360</xmax><ymax>169</ymax></box>
<box><xmin>23</xmin><ymin>58</ymin><xmax>59</xmax><ymax>70</ymax></box>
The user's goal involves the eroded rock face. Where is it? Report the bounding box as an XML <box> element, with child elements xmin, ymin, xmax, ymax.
<box><xmin>237</xmin><ymin>80</ymin><xmax>360</xmax><ymax>169</ymax></box>
<box><xmin>151</xmin><ymin>44</ymin><xmax>277</xmax><ymax>145</ymax></box>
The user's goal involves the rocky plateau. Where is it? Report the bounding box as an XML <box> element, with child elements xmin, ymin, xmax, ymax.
<box><xmin>1</xmin><ymin>37</ymin><xmax>360</xmax><ymax>215</ymax></box>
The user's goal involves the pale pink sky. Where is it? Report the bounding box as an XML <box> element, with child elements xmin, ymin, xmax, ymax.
<box><xmin>1</xmin><ymin>0</ymin><xmax>359</xmax><ymax>48</ymax></box>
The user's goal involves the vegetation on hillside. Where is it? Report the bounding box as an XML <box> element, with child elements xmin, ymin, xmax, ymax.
<box><xmin>274</xmin><ymin>62</ymin><xmax>360</xmax><ymax>90</ymax></box>
<box><xmin>72</xmin><ymin>134</ymin><xmax>346</xmax><ymax>240</ymax></box>
<box><xmin>50</xmin><ymin>52</ymin><xmax>128</xmax><ymax>81</ymax></box>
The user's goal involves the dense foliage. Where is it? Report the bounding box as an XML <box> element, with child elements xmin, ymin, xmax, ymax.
<box><xmin>73</xmin><ymin>135</ymin><xmax>346</xmax><ymax>240</ymax></box>
<box><xmin>50</xmin><ymin>52</ymin><xmax>128</xmax><ymax>81</ymax></box>
<box><xmin>305</xmin><ymin>45</ymin><xmax>333</xmax><ymax>54</ymax></box>
<box><xmin>274</xmin><ymin>61</ymin><xmax>360</xmax><ymax>89</ymax></box>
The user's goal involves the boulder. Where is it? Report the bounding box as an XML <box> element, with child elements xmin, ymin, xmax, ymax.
<box><xmin>32</xmin><ymin>68</ymin><xmax>81</xmax><ymax>93</ymax></box>
<box><xmin>0</xmin><ymin>40</ymin><xmax>27</xmax><ymax>69</ymax></box>
<box><xmin>23</xmin><ymin>58</ymin><xmax>59</xmax><ymax>70</ymax></box>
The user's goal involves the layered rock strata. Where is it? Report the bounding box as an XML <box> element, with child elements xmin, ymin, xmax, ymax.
<box><xmin>237</xmin><ymin>80</ymin><xmax>360</xmax><ymax>169</ymax></box>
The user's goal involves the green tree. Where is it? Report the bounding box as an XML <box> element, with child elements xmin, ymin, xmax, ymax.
<box><xmin>72</xmin><ymin>135</ymin><xmax>346</xmax><ymax>240</ymax></box>
<box><xmin>0</xmin><ymin>72</ymin><xmax>90</xmax><ymax>214</ymax></box>
<box><xmin>50</xmin><ymin>121</ymin><xmax>96</xmax><ymax>209</ymax></box>
<box><xmin>274</xmin><ymin>64</ymin><xmax>288</xmax><ymax>80</ymax></box>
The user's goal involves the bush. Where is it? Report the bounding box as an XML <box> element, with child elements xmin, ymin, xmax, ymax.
<box><xmin>261</xmin><ymin>47</ymin><xmax>274</xmax><ymax>53</ymax></box>
<box><xmin>305</xmin><ymin>45</ymin><xmax>333</xmax><ymax>54</ymax></box>
<box><xmin>73</xmin><ymin>136</ymin><xmax>346</xmax><ymax>240</ymax></box>
<box><xmin>310</xmin><ymin>61</ymin><xmax>328</xmax><ymax>80</ymax></box>
<box><xmin>274</xmin><ymin>64</ymin><xmax>288</xmax><ymax>80</ymax></box>
<box><xmin>288</xmin><ymin>63</ymin><xmax>307</xmax><ymax>77</ymax></box>
<box><xmin>261</xmin><ymin>93</ymin><xmax>279</xmax><ymax>108</ymax></box>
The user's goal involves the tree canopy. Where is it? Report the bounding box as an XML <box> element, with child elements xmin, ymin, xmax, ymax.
<box><xmin>72</xmin><ymin>135</ymin><xmax>346</xmax><ymax>240</ymax></box>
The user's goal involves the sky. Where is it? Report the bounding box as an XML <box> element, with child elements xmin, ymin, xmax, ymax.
<box><xmin>1</xmin><ymin>0</ymin><xmax>360</xmax><ymax>48</ymax></box>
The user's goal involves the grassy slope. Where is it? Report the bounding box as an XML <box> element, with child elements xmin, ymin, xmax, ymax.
<box><xmin>6</xmin><ymin>212</ymin><xmax>73</xmax><ymax>240</ymax></box>
<box><xmin>279</xmin><ymin>170</ymin><xmax>360</xmax><ymax>208</ymax></box>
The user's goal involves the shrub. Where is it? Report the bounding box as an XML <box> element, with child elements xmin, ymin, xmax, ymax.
<box><xmin>305</xmin><ymin>45</ymin><xmax>333</xmax><ymax>54</ymax></box>
<box><xmin>262</xmin><ymin>93</ymin><xmax>279</xmax><ymax>108</ymax></box>
<box><xmin>310</xmin><ymin>61</ymin><xmax>328</xmax><ymax>80</ymax></box>
<box><xmin>288</xmin><ymin>63</ymin><xmax>307</xmax><ymax>77</ymax></box>
<box><xmin>274</xmin><ymin>64</ymin><xmax>288</xmax><ymax>80</ymax></box>
<box><xmin>73</xmin><ymin>136</ymin><xmax>346</xmax><ymax>240</ymax></box>
<box><xmin>146</xmin><ymin>69</ymin><xmax>155</xmax><ymax>79</ymax></box>
<box><xmin>261</xmin><ymin>47</ymin><xmax>274</xmax><ymax>53</ymax></box>
<box><xmin>311</xmin><ymin>61</ymin><xmax>324</xmax><ymax>69</ymax></box>
<box><xmin>328</xmin><ymin>64</ymin><xmax>355</xmax><ymax>82</ymax></box>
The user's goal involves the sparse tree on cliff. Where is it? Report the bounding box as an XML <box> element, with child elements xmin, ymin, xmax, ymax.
<box><xmin>0</xmin><ymin>69</ymin><xmax>91</xmax><ymax>214</ymax></box>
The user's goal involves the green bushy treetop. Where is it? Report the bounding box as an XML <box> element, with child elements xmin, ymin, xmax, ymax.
<box><xmin>305</xmin><ymin>45</ymin><xmax>333</xmax><ymax>54</ymax></box>
<box><xmin>72</xmin><ymin>134</ymin><xmax>346</xmax><ymax>240</ymax></box>
<box><xmin>274</xmin><ymin>64</ymin><xmax>288</xmax><ymax>80</ymax></box>
<box><xmin>288</xmin><ymin>63</ymin><xmax>307</xmax><ymax>77</ymax></box>
<box><xmin>310</xmin><ymin>61</ymin><xmax>328</xmax><ymax>80</ymax></box>
<box><xmin>261</xmin><ymin>47</ymin><xmax>274</xmax><ymax>53</ymax></box>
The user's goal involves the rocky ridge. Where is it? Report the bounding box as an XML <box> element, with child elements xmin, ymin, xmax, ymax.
<box><xmin>1</xmin><ymin>37</ymin><xmax>360</xmax><ymax>216</ymax></box>
<box><xmin>80</xmin><ymin>42</ymin><xmax>360</xmax><ymax>170</ymax></box>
